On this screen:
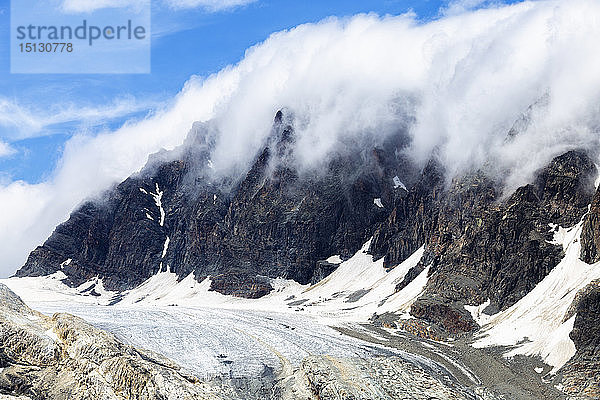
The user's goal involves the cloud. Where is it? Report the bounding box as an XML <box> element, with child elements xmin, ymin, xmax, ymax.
<box><xmin>60</xmin><ymin>0</ymin><xmax>256</xmax><ymax>13</ymax></box>
<box><xmin>441</xmin><ymin>0</ymin><xmax>493</xmax><ymax>16</ymax></box>
<box><xmin>165</xmin><ymin>0</ymin><xmax>257</xmax><ymax>11</ymax></box>
<box><xmin>0</xmin><ymin>97</ymin><xmax>156</xmax><ymax>140</ymax></box>
<box><xmin>2</xmin><ymin>0</ymin><xmax>600</xmax><ymax>277</ymax></box>
<box><xmin>0</xmin><ymin>141</ymin><xmax>16</xmax><ymax>158</ymax></box>
<box><xmin>60</xmin><ymin>0</ymin><xmax>149</xmax><ymax>13</ymax></box>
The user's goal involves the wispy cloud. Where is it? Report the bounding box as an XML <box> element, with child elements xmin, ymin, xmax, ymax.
<box><xmin>441</xmin><ymin>0</ymin><xmax>497</xmax><ymax>16</ymax></box>
<box><xmin>60</xmin><ymin>0</ymin><xmax>149</xmax><ymax>13</ymax></box>
<box><xmin>0</xmin><ymin>97</ymin><xmax>157</xmax><ymax>140</ymax></box>
<box><xmin>60</xmin><ymin>0</ymin><xmax>256</xmax><ymax>13</ymax></box>
<box><xmin>0</xmin><ymin>141</ymin><xmax>16</xmax><ymax>158</ymax></box>
<box><xmin>165</xmin><ymin>0</ymin><xmax>257</xmax><ymax>11</ymax></box>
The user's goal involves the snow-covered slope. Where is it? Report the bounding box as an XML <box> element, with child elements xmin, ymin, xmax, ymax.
<box><xmin>2</xmin><ymin>240</ymin><xmax>427</xmax><ymax>326</ymax></box>
<box><xmin>473</xmin><ymin>221</ymin><xmax>600</xmax><ymax>372</ymax></box>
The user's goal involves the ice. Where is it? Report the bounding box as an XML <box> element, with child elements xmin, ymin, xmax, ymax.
<box><xmin>0</xmin><ymin>242</ymin><xmax>436</xmax><ymax>380</ymax></box>
<box><xmin>29</xmin><ymin>302</ymin><xmax>394</xmax><ymax>379</ymax></box>
<box><xmin>374</xmin><ymin>198</ymin><xmax>384</xmax><ymax>208</ymax></box>
<box><xmin>473</xmin><ymin>221</ymin><xmax>600</xmax><ymax>372</ymax></box>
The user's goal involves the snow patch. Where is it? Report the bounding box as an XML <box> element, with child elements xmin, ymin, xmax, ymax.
<box><xmin>162</xmin><ymin>236</ymin><xmax>170</xmax><ymax>258</ymax></box>
<box><xmin>393</xmin><ymin>176</ymin><xmax>407</xmax><ymax>191</ymax></box>
<box><xmin>464</xmin><ymin>299</ymin><xmax>494</xmax><ymax>326</ymax></box>
<box><xmin>59</xmin><ymin>259</ymin><xmax>72</xmax><ymax>269</ymax></box>
<box><xmin>325</xmin><ymin>255</ymin><xmax>342</xmax><ymax>264</ymax></box>
<box><xmin>45</xmin><ymin>328</ymin><xmax>59</xmax><ymax>342</ymax></box>
<box><xmin>140</xmin><ymin>183</ymin><xmax>166</xmax><ymax>226</ymax></box>
<box><xmin>3</xmin><ymin>240</ymin><xmax>427</xmax><ymax>326</ymax></box>
<box><xmin>374</xmin><ymin>198</ymin><xmax>384</xmax><ymax>208</ymax></box>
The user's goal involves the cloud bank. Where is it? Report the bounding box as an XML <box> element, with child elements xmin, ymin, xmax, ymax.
<box><xmin>2</xmin><ymin>0</ymin><xmax>600</xmax><ymax>277</ymax></box>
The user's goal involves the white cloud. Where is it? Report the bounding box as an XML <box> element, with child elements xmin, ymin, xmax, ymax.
<box><xmin>60</xmin><ymin>0</ymin><xmax>256</xmax><ymax>13</ymax></box>
<box><xmin>165</xmin><ymin>0</ymin><xmax>256</xmax><ymax>11</ymax></box>
<box><xmin>60</xmin><ymin>0</ymin><xmax>149</xmax><ymax>13</ymax></box>
<box><xmin>0</xmin><ymin>141</ymin><xmax>16</xmax><ymax>158</ymax></box>
<box><xmin>0</xmin><ymin>97</ymin><xmax>156</xmax><ymax>140</ymax></box>
<box><xmin>2</xmin><ymin>0</ymin><xmax>600</xmax><ymax>277</ymax></box>
<box><xmin>442</xmin><ymin>0</ymin><xmax>492</xmax><ymax>16</ymax></box>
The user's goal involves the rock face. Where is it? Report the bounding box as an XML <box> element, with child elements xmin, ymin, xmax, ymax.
<box><xmin>371</xmin><ymin>150</ymin><xmax>597</xmax><ymax>333</ymax></box>
<box><xmin>295</xmin><ymin>355</ymin><xmax>481</xmax><ymax>400</ymax></box>
<box><xmin>560</xmin><ymin>280</ymin><xmax>600</xmax><ymax>399</ymax></box>
<box><xmin>0</xmin><ymin>284</ymin><xmax>222</xmax><ymax>400</ymax></box>
<box><xmin>581</xmin><ymin>187</ymin><xmax>600</xmax><ymax>264</ymax></box>
<box><xmin>16</xmin><ymin>111</ymin><xmax>413</xmax><ymax>297</ymax></box>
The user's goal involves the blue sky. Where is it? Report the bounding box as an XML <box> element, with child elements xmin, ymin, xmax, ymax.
<box><xmin>0</xmin><ymin>0</ymin><xmax>495</xmax><ymax>184</ymax></box>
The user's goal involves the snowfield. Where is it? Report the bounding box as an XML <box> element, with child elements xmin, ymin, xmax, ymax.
<box><xmin>1</xmin><ymin>241</ymin><xmax>428</xmax><ymax>379</ymax></box>
<box><xmin>3</xmin><ymin>226</ymin><xmax>598</xmax><ymax>382</ymax></box>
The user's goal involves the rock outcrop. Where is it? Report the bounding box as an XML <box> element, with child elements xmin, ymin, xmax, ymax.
<box><xmin>560</xmin><ymin>280</ymin><xmax>600</xmax><ymax>399</ymax></box>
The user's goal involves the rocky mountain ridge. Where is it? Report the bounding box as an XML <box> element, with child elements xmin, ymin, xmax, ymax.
<box><xmin>12</xmin><ymin>110</ymin><xmax>600</xmax><ymax>397</ymax></box>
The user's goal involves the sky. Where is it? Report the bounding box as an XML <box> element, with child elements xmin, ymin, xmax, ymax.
<box><xmin>1</xmin><ymin>0</ymin><xmax>598</xmax><ymax>276</ymax></box>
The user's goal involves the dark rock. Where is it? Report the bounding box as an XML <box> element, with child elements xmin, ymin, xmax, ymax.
<box><xmin>311</xmin><ymin>260</ymin><xmax>340</xmax><ymax>285</ymax></box>
<box><xmin>560</xmin><ymin>280</ymin><xmax>600</xmax><ymax>398</ymax></box>
<box><xmin>581</xmin><ymin>187</ymin><xmax>600</xmax><ymax>264</ymax></box>
<box><xmin>371</xmin><ymin>150</ymin><xmax>596</xmax><ymax>332</ymax></box>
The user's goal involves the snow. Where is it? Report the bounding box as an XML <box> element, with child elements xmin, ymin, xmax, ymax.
<box><xmin>473</xmin><ymin>221</ymin><xmax>600</xmax><ymax>373</ymax></box>
<box><xmin>140</xmin><ymin>183</ymin><xmax>166</xmax><ymax>226</ymax></box>
<box><xmin>45</xmin><ymin>328</ymin><xmax>59</xmax><ymax>342</ymax></box>
<box><xmin>325</xmin><ymin>255</ymin><xmax>342</xmax><ymax>264</ymax></box>
<box><xmin>59</xmin><ymin>259</ymin><xmax>72</xmax><ymax>269</ymax></box>
<box><xmin>161</xmin><ymin>236</ymin><xmax>170</xmax><ymax>258</ymax></box>
<box><xmin>0</xmin><ymin>242</ymin><xmax>439</xmax><ymax>380</ymax></box>
<box><xmin>464</xmin><ymin>299</ymin><xmax>495</xmax><ymax>326</ymax></box>
<box><xmin>534</xmin><ymin>367</ymin><xmax>544</xmax><ymax>374</ymax></box>
<box><xmin>374</xmin><ymin>198</ymin><xmax>384</xmax><ymax>208</ymax></box>
<box><xmin>393</xmin><ymin>176</ymin><xmax>407</xmax><ymax>191</ymax></box>
<box><xmin>2</xmin><ymin>240</ymin><xmax>428</xmax><ymax>327</ymax></box>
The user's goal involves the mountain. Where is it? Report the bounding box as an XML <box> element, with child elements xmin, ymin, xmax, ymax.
<box><xmin>12</xmin><ymin>109</ymin><xmax>600</xmax><ymax>397</ymax></box>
